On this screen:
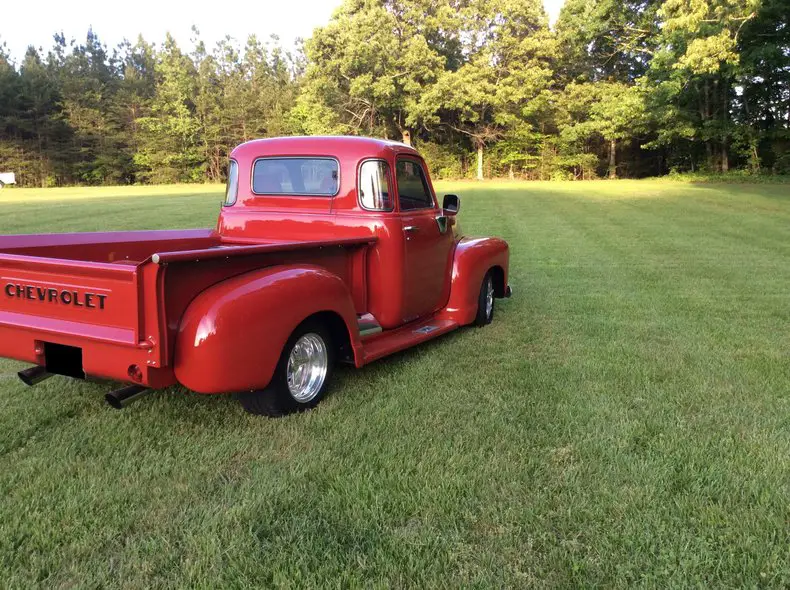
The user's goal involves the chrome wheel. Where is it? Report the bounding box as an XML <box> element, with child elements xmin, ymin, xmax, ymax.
<box><xmin>286</xmin><ymin>333</ymin><xmax>329</xmax><ymax>403</ymax></box>
<box><xmin>485</xmin><ymin>276</ymin><xmax>495</xmax><ymax>319</ymax></box>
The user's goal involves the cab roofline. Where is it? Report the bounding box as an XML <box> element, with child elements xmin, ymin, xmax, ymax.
<box><xmin>229</xmin><ymin>135</ymin><xmax>421</xmax><ymax>160</ymax></box>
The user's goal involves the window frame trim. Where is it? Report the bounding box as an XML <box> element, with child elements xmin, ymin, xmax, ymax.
<box><xmin>357</xmin><ymin>158</ymin><xmax>395</xmax><ymax>212</ymax></box>
<box><xmin>250</xmin><ymin>155</ymin><xmax>341</xmax><ymax>198</ymax></box>
<box><xmin>394</xmin><ymin>155</ymin><xmax>437</xmax><ymax>212</ymax></box>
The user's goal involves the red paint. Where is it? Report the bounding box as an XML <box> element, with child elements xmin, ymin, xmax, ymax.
<box><xmin>439</xmin><ymin>237</ymin><xmax>510</xmax><ymax>325</ymax></box>
<box><xmin>0</xmin><ymin>137</ymin><xmax>510</xmax><ymax>396</ymax></box>
<box><xmin>174</xmin><ymin>265</ymin><xmax>362</xmax><ymax>394</ymax></box>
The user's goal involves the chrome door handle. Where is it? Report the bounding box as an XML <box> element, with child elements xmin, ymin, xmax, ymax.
<box><xmin>403</xmin><ymin>226</ymin><xmax>419</xmax><ymax>233</ymax></box>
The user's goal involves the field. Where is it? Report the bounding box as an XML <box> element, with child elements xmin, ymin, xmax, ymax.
<box><xmin>0</xmin><ymin>180</ymin><xmax>789</xmax><ymax>587</ymax></box>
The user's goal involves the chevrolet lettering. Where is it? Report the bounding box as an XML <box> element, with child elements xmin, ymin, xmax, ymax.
<box><xmin>4</xmin><ymin>284</ymin><xmax>107</xmax><ymax>309</ymax></box>
<box><xmin>0</xmin><ymin>136</ymin><xmax>511</xmax><ymax>416</ymax></box>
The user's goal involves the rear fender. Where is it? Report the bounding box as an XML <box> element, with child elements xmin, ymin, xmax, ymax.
<box><xmin>440</xmin><ymin>237</ymin><xmax>509</xmax><ymax>325</ymax></box>
<box><xmin>174</xmin><ymin>265</ymin><xmax>360</xmax><ymax>394</ymax></box>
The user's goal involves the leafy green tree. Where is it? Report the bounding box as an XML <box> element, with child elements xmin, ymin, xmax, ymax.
<box><xmin>135</xmin><ymin>34</ymin><xmax>202</xmax><ymax>183</ymax></box>
<box><xmin>114</xmin><ymin>36</ymin><xmax>157</xmax><ymax>183</ymax></box>
<box><xmin>191</xmin><ymin>30</ymin><xmax>225</xmax><ymax>182</ymax></box>
<box><xmin>1</xmin><ymin>1</ymin><xmax>789</xmax><ymax>186</ymax></box>
<box><xmin>645</xmin><ymin>0</ymin><xmax>760</xmax><ymax>171</ymax></box>
<box><xmin>50</xmin><ymin>29</ymin><xmax>135</xmax><ymax>184</ymax></box>
<box><xmin>198</xmin><ymin>34</ymin><xmax>299</xmax><ymax>180</ymax></box>
<box><xmin>237</xmin><ymin>35</ymin><xmax>299</xmax><ymax>140</ymax></box>
<box><xmin>0</xmin><ymin>39</ymin><xmax>23</xmax><ymax>176</ymax></box>
<box><xmin>0</xmin><ymin>39</ymin><xmax>18</xmax><ymax>127</ymax></box>
<box><xmin>294</xmin><ymin>0</ymin><xmax>453</xmax><ymax>141</ymax></box>
<box><xmin>562</xmin><ymin>82</ymin><xmax>647</xmax><ymax>178</ymax></box>
<box><xmin>14</xmin><ymin>47</ymin><xmax>72</xmax><ymax>186</ymax></box>
<box><xmin>736</xmin><ymin>0</ymin><xmax>790</xmax><ymax>172</ymax></box>
<box><xmin>555</xmin><ymin>0</ymin><xmax>661</xmax><ymax>83</ymax></box>
<box><xmin>412</xmin><ymin>0</ymin><xmax>555</xmax><ymax>179</ymax></box>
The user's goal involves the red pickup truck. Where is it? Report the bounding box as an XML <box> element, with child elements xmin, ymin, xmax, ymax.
<box><xmin>0</xmin><ymin>137</ymin><xmax>510</xmax><ymax>416</ymax></box>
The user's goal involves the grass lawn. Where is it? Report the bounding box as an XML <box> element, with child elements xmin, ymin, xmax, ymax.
<box><xmin>0</xmin><ymin>180</ymin><xmax>789</xmax><ymax>587</ymax></box>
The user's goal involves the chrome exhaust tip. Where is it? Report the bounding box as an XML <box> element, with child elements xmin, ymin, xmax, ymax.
<box><xmin>105</xmin><ymin>384</ymin><xmax>151</xmax><ymax>410</ymax></box>
<box><xmin>18</xmin><ymin>365</ymin><xmax>53</xmax><ymax>387</ymax></box>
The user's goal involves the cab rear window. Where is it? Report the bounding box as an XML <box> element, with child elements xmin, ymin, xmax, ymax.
<box><xmin>252</xmin><ymin>158</ymin><xmax>339</xmax><ymax>196</ymax></box>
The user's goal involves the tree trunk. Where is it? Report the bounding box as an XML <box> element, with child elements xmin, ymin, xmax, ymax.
<box><xmin>608</xmin><ymin>138</ymin><xmax>617</xmax><ymax>179</ymax></box>
<box><xmin>477</xmin><ymin>143</ymin><xmax>484</xmax><ymax>181</ymax></box>
<box><xmin>508</xmin><ymin>164</ymin><xmax>514</xmax><ymax>180</ymax></box>
<box><xmin>721</xmin><ymin>142</ymin><xmax>729</xmax><ymax>172</ymax></box>
<box><xmin>704</xmin><ymin>79</ymin><xmax>713</xmax><ymax>169</ymax></box>
<box><xmin>751</xmin><ymin>144</ymin><xmax>760</xmax><ymax>172</ymax></box>
<box><xmin>720</xmin><ymin>76</ymin><xmax>729</xmax><ymax>173</ymax></box>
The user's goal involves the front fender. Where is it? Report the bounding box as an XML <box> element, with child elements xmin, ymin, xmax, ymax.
<box><xmin>440</xmin><ymin>237</ymin><xmax>509</xmax><ymax>325</ymax></box>
<box><xmin>174</xmin><ymin>265</ymin><xmax>360</xmax><ymax>394</ymax></box>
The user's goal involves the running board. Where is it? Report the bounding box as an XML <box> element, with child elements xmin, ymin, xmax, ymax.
<box><xmin>361</xmin><ymin>317</ymin><xmax>458</xmax><ymax>364</ymax></box>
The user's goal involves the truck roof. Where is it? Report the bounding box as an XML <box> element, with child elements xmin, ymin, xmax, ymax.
<box><xmin>230</xmin><ymin>136</ymin><xmax>421</xmax><ymax>161</ymax></box>
<box><xmin>223</xmin><ymin>135</ymin><xmax>432</xmax><ymax>218</ymax></box>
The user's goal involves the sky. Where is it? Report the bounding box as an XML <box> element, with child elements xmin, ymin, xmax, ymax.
<box><xmin>1</xmin><ymin>0</ymin><xmax>566</xmax><ymax>63</ymax></box>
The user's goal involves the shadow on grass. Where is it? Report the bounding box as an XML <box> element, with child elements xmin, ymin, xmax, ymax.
<box><xmin>117</xmin><ymin>326</ymin><xmax>472</xmax><ymax>424</ymax></box>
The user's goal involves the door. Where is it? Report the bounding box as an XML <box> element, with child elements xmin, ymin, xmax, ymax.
<box><xmin>395</xmin><ymin>157</ymin><xmax>455</xmax><ymax>322</ymax></box>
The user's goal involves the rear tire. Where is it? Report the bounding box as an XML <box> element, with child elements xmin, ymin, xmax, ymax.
<box><xmin>474</xmin><ymin>271</ymin><xmax>495</xmax><ymax>326</ymax></box>
<box><xmin>236</xmin><ymin>319</ymin><xmax>335</xmax><ymax>417</ymax></box>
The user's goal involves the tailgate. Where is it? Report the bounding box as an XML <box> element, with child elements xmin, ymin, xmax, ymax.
<box><xmin>0</xmin><ymin>253</ymin><xmax>145</xmax><ymax>347</ymax></box>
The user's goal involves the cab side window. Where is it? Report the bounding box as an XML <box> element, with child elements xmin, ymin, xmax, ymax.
<box><xmin>396</xmin><ymin>159</ymin><xmax>434</xmax><ymax>210</ymax></box>
<box><xmin>223</xmin><ymin>159</ymin><xmax>239</xmax><ymax>206</ymax></box>
<box><xmin>358</xmin><ymin>160</ymin><xmax>393</xmax><ymax>211</ymax></box>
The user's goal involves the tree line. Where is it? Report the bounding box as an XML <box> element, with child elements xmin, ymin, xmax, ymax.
<box><xmin>0</xmin><ymin>0</ymin><xmax>787</xmax><ymax>187</ymax></box>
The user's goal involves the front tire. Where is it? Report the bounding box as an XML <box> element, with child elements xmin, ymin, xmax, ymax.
<box><xmin>236</xmin><ymin>319</ymin><xmax>334</xmax><ymax>417</ymax></box>
<box><xmin>474</xmin><ymin>271</ymin><xmax>495</xmax><ymax>326</ymax></box>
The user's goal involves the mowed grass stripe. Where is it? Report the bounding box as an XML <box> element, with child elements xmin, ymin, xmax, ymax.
<box><xmin>0</xmin><ymin>180</ymin><xmax>789</xmax><ymax>587</ymax></box>
<box><xmin>451</xmin><ymin>182</ymin><xmax>790</xmax><ymax>584</ymax></box>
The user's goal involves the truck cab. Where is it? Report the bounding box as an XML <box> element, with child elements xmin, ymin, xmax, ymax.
<box><xmin>220</xmin><ymin>137</ymin><xmax>460</xmax><ymax>329</ymax></box>
<box><xmin>0</xmin><ymin>137</ymin><xmax>510</xmax><ymax>416</ymax></box>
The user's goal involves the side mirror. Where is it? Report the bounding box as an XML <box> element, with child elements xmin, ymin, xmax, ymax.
<box><xmin>443</xmin><ymin>194</ymin><xmax>460</xmax><ymax>215</ymax></box>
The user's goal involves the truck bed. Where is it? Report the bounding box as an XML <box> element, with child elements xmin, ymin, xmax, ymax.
<box><xmin>0</xmin><ymin>228</ymin><xmax>220</xmax><ymax>264</ymax></box>
<box><xmin>0</xmin><ymin>229</ymin><xmax>373</xmax><ymax>387</ymax></box>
